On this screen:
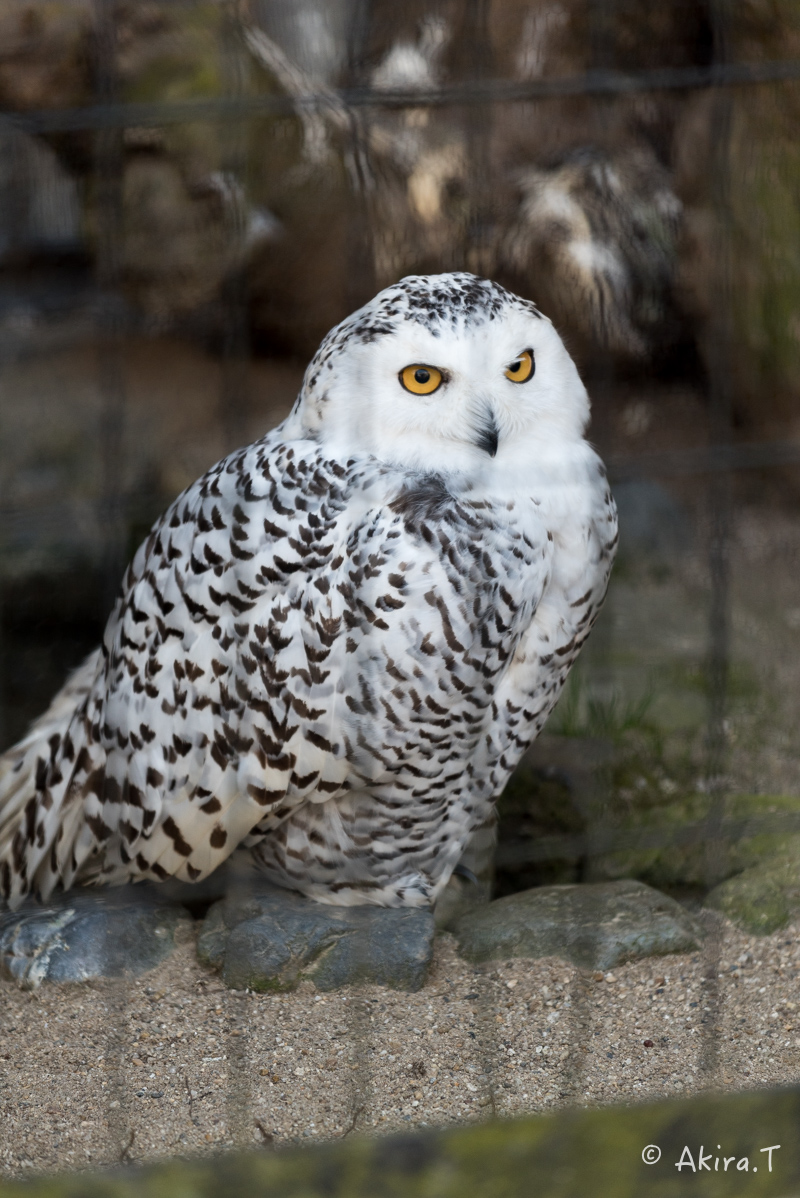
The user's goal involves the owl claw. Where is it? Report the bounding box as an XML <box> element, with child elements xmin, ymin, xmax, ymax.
<box><xmin>453</xmin><ymin>862</ymin><xmax>480</xmax><ymax>886</ymax></box>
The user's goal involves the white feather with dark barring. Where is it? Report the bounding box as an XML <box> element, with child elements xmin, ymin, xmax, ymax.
<box><xmin>0</xmin><ymin>272</ymin><xmax>617</xmax><ymax>910</ymax></box>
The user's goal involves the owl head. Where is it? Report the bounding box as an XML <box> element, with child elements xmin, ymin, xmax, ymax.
<box><xmin>287</xmin><ymin>272</ymin><xmax>590</xmax><ymax>478</ymax></box>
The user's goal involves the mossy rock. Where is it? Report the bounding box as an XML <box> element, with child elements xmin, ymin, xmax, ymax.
<box><xmin>3</xmin><ymin>1083</ymin><xmax>800</xmax><ymax>1198</ymax></box>
<box><xmin>704</xmin><ymin>843</ymin><xmax>800</xmax><ymax>935</ymax></box>
<box><xmin>593</xmin><ymin>794</ymin><xmax>800</xmax><ymax>896</ymax></box>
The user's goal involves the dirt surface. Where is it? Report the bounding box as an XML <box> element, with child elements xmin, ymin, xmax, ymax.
<box><xmin>0</xmin><ymin>917</ymin><xmax>799</xmax><ymax>1179</ymax></box>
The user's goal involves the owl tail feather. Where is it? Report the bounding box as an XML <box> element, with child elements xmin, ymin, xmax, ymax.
<box><xmin>0</xmin><ymin>649</ymin><xmax>103</xmax><ymax>909</ymax></box>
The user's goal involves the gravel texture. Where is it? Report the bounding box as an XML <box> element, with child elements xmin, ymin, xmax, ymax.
<box><xmin>1</xmin><ymin>914</ymin><xmax>800</xmax><ymax>1178</ymax></box>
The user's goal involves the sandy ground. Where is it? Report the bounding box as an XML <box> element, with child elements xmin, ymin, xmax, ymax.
<box><xmin>1</xmin><ymin>916</ymin><xmax>799</xmax><ymax>1178</ymax></box>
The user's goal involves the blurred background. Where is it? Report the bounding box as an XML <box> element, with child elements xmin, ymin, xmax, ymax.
<box><xmin>2</xmin><ymin>0</ymin><xmax>800</xmax><ymax>936</ymax></box>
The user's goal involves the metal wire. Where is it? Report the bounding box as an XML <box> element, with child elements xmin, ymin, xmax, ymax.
<box><xmin>5</xmin><ymin>56</ymin><xmax>800</xmax><ymax>137</ymax></box>
<box><xmin>608</xmin><ymin>440</ymin><xmax>800</xmax><ymax>482</ymax></box>
<box><xmin>496</xmin><ymin>808</ymin><xmax>800</xmax><ymax>871</ymax></box>
<box><xmin>1</xmin><ymin>2</ymin><xmax>799</xmax><ymax>1170</ymax></box>
<box><xmin>697</xmin><ymin>0</ymin><xmax>736</xmax><ymax>1084</ymax></box>
<box><xmin>92</xmin><ymin>0</ymin><xmax>128</xmax><ymax>617</ymax></box>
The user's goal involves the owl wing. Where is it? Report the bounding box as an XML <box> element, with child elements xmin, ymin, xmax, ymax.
<box><xmin>480</xmin><ymin>448</ymin><xmax>619</xmax><ymax>785</ymax></box>
<box><xmin>1</xmin><ymin>434</ymin><xmax>556</xmax><ymax>906</ymax></box>
<box><xmin>249</xmin><ymin>450</ymin><xmax>618</xmax><ymax>906</ymax></box>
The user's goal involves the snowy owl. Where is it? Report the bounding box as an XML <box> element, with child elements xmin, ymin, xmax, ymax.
<box><xmin>0</xmin><ymin>273</ymin><xmax>617</xmax><ymax>910</ymax></box>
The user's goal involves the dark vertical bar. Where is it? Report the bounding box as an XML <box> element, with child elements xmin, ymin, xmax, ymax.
<box><xmin>701</xmin><ymin>0</ymin><xmax>734</xmax><ymax>1083</ymax></box>
<box><xmin>92</xmin><ymin>0</ymin><xmax>133</xmax><ymax>1162</ymax></box>
<box><xmin>342</xmin><ymin>0</ymin><xmax>377</xmax><ymax>317</ymax></box>
<box><xmin>589</xmin><ymin>0</ymin><xmax>618</xmax><ymax>71</ymax></box>
<box><xmin>563</xmin><ymin>0</ymin><xmax>619</xmax><ymax>1086</ymax></box>
<box><xmin>227</xmin><ymin>984</ymin><xmax>253</xmax><ymax>1148</ymax></box>
<box><xmin>585</xmin><ymin>0</ymin><xmax>618</xmax><ymax>389</ymax></box>
<box><xmin>218</xmin><ymin>0</ymin><xmax>256</xmax><ymax>1149</ymax></box>
<box><xmin>344</xmin><ymin>992</ymin><xmax>372</xmax><ymax>1136</ymax></box>
<box><xmin>93</xmin><ymin>0</ymin><xmax>127</xmax><ymax>618</ymax></box>
<box><xmin>463</xmin><ymin>0</ymin><xmax>493</xmax><ymax>275</ymax></box>
<box><xmin>461</xmin><ymin>0</ymin><xmax>504</xmax><ymax>1110</ymax></box>
<box><xmin>2</xmin><ymin>127</ymin><xmax>30</xmax><ymax>268</ymax></box>
<box><xmin>340</xmin><ymin>7</ymin><xmax>376</xmax><ymax>1126</ymax></box>
<box><xmin>218</xmin><ymin>0</ymin><xmax>253</xmax><ymax>457</ymax></box>
<box><xmin>0</xmin><ymin>129</ymin><xmax>22</xmax><ymax>755</ymax></box>
<box><xmin>0</xmin><ymin>442</ymin><xmax>4</xmax><ymax>754</ymax></box>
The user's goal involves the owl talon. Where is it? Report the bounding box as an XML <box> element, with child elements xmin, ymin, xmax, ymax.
<box><xmin>453</xmin><ymin>862</ymin><xmax>480</xmax><ymax>886</ymax></box>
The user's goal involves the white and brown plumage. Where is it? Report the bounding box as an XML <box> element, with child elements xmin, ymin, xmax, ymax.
<box><xmin>0</xmin><ymin>273</ymin><xmax>617</xmax><ymax>910</ymax></box>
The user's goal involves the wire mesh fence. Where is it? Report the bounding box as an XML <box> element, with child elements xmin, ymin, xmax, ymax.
<box><xmin>1</xmin><ymin>0</ymin><xmax>800</xmax><ymax>1185</ymax></box>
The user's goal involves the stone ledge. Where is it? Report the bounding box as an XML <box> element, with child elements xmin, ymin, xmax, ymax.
<box><xmin>452</xmin><ymin>879</ymin><xmax>702</xmax><ymax>970</ymax></box>
<box><xmin>197</xmin><ymin>883</ymin><xmax>435</xmax><ymax>992</ymax></box>
<box><xmin>0</xmin><ymin>889</ymin><xmax>191</xmax><ymax>990</ymax></box>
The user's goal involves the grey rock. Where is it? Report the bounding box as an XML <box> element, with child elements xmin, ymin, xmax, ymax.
<box><xmin>453</xmin><ymin>880</ymin><xmax>702</xmax><ymax>971</ymax></box>
<box><xmin>0</xmin><ymin>889</ymin><xmax>191</xmax><ymax>990</ymax></box>
<box><xmin>197</xmin><ymin>883</ymin><xmax>435</xmax><ymax>992</ymax></box>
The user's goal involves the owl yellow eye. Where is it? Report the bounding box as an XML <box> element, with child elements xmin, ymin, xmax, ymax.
<box><xmin>400</xmin><ymin>364</ymin><xmax>443</xmax><ymax>395</ymax></box>
<box><xmin>504</xmin><ymin>349</ymin><xmax>534</xmax><ymax>383</ymax></box>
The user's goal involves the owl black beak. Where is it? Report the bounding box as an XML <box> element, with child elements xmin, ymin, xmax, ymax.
<box><xmin>475</xmin><ymin>412</ymin><xmax>499</xmax><ymax>458</ymax></box>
